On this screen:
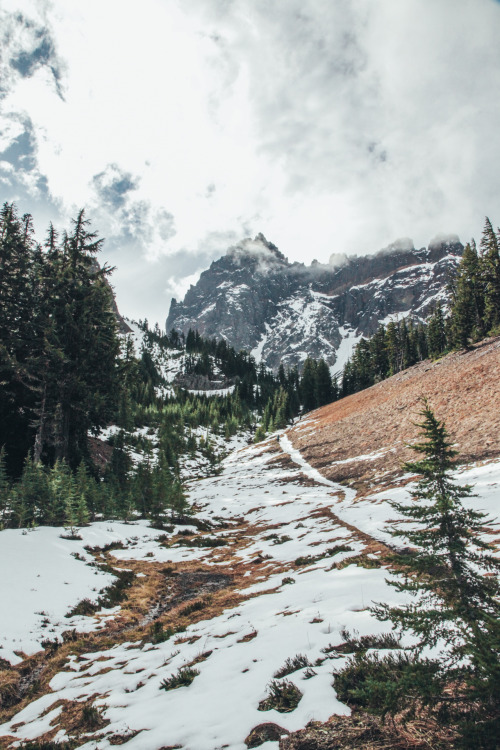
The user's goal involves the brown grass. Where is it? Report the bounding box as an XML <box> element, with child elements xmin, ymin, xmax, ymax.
<box><xmin>288</xmin><ymin>337</ymin><xmax>500</xmax><ymax>490</ymax></box>
<box><xmin>279</xmin><ymin>711</ymin><xmax>457</xmax><ymax>750</ymax></box>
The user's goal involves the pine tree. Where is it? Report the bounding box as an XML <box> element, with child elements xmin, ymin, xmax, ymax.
<box><xmin>350</xmin><ymin>338</ymin><xmax>374</xmax><ymax>391</ymax></box>
<box><xmin>426</xmin><ymin>303</ymin><xmax>447</xmax><ymax>358</ymax></box>
<box><xmin>0</xmin><ymin>447</ymin><xmax>10</xmax><ymax>526</ymax></box>
<box><xmin>169</xmin><ymin>479</ymin><xmax>189</xmax><ymax>520</ymax></box>
<box><xmin>16</xmin><ymin>457</ymin><xmax>49</xmax><ymax>527</ymax></box>
<box><xmin>0</xmin><ymin>204</ymin><xmax>38</xmax><ymax>474</ymax></box>
<box><xmin>480</xmin><ymin>217</ymin><xmax>500</xmax><ymax>332</ymax></box>
<box><xmin>450</xmin><ymin>241</ymin><xmax>484</xmax><ymax>348</ymax></box>
<box><xmin>315</xmin><ymin>359</ymin><xmax>334</xmax><ymax>406</ymax></box>
<box><xmin>300</xmin><ymin>358</ymin><xmax>317</xmax><ymax>412</ymax></box>
<box><xmin>373</xmin><ymin>399</ymin><xmax>500</xmax><ymax>746</ymax></box>
<box><xmin>385</xmin><ymin>321</ymin><xmax>402</xmax><ymax>374</ymax></box>
<box><xmin>370</xmin><ymin>325</ymin><xmax>389</xmax><ymax>382</ymax></box>
<box><xmin>37</xmin><ymin>211</ymin><xmax>120</xmax><ymax>467</ymax></box>
<box><xmin>48</xmin><ymin>460</ymin><xmax>74</xmax><ymax>525</ymax></box>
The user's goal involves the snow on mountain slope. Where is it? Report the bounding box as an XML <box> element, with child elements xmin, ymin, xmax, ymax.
<box><xmin>0</xmin><ymin>439</ymin><xmax>406</xmax><ymax>749</ymax></box>
<box><xmin>167</xmin><ymin>235</ymin><xmax>462</xmax><ymax>371</ymax></box>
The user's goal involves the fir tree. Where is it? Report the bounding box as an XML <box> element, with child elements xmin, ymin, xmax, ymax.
<box><xmin>0</xmin><ymin>447</ymin><xmax>10</xmax><ymax>526</ymax></box>
<box><xmin>480</xmin><ymin>217</ymin><xmax>500</xmax><ymax>332</ymax></box>
<box><xmin>450</xmin><ymin>241</ymin><xmax>484</xmax><ymax>348</ymax></box>
<box><xmin>315</xmin><ymin>359</ymin><xmax>334</xmax><ymax>406</ymax></box>
<box><xmin>372</xmin><ymin>399</ymin><xmax>500</xmax><ymax>746</ymax></box>
<box><xmin>300</xmin><ymin>358</ymin><xmax>317</xmax><ymax>412</ymax></box>
<box><xmin>426</xmin><ymin>303</ymin><xmax>447</xmax><ymax>358</ymax></box>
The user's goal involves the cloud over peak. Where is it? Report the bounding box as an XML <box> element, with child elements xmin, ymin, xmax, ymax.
<box><xmin>1</xmin><ymin>0</ymin><xmax>500</xmax><ymax>324</ymax></box>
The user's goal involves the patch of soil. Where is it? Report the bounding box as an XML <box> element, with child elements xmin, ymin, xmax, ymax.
<box><xmin>88</xmin><ymin>437</ymin><xmax>114</xmax><ymax>473</ymax></box>
<box><xmin>288</xmin><ymin>337</ymin><xmax>500</xmax><ymax>488</ymax></box>
<box><xmin>246</xmin><ymin>722</ymin><xmax>289</xmax><ymax>748</ymax></box>
<box><xmin>279</xmin><ymin>713</ymin><xmax>454</xmax><ymax>750</ymax></box>
<box><xmin>142</xmin><ymin>569</ymin><xmax>233</xmax><ymax>624</ymax></box>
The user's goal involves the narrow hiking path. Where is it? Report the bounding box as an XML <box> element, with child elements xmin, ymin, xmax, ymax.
<box><xmin>0</xmin><ymin>437</ymin><xmax>399</xmax><ymax>750</ymax></box>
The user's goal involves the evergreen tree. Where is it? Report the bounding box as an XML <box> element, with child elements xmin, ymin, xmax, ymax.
<box><xmin>372</xmin><ymin>400</ymin><xmax>500</xmax><ymax>746</ymax></box>
<box><xmin>0</xmin><ymin>447</ymin><xmax>10</xmax><ymax>526</ymax></box>
<box><xmin>0</xmin><ymin>204</ymin><xmax>38</xmax><ymax>474</ymax></box>
<box><xmin>370</xmin><ymin>325</ymin><xmax>389</xmax><ymax>382</ymax></box>
<box><xmin>426</xmin><ymin>303</ymin><xmax>447</xmax><ymax>358</ymax></box>
<box><xmin>385</xmin><ymin>321</ymin><xmax>402</xmax><ymax>374</ymax></box>
<box><xmin>480</xmin><ymin>217</ymin><xmax>500</xmax><ymax>332</ymax></box>
<box><xmin>350</xmin><ymin>338</ymin><xmax>374</xmax><ymax>391</ymax></box>
<box><xmin>450</xmin><ymin>241</ymin><xmax>484</xmax><ymax>348</ymax></box>
<box><xmin>35</xmin><ymin>211</ymin><xmax>120</xmax><ymax>467</ymax></box>
<box><xmin>315</xmin><ymin>359</ymin><xmax>334</xmax><ymax>406</ymax></box>
<box><xmin>300</xmin><ymin>358</ymin><xmax>317</xmax><ymax>411</ymax></box>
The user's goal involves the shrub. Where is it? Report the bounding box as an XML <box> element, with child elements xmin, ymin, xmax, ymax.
<box><xmin>258</xmin><ymin>679</ymin><xmax>303</xmax><ymax>713</ymax></box>
<box><xmin>80</xmin><ymin>702</ymin><xmax>106</xmax><ymax>729</ymax></box>
<box><xmin>325</xmin><ymin>628</ymin><xmax>401</xmax><ymax>656</ymax></box>
<box><xmin>150</xmin><ymin>621</ymin><xmax>175</xmax><ymax>644</ymax></box>
<box><xmin>176</xmin><ymin>536</ymin><xmax>227</xmax><ymax>548</ymax></box>
<box><xmin>18</xmin><ymin>743</ymin><xmax>76</xmax><ymax>749</ymax></box>
<box><xmin>333</xmin><ymin>651</ymin><xmax>444</xmax><ymax>720</ymax></box>
<box><xmin>179</xmin><ymin>597</ymin><xmax>212</xmax><ymax>617</ymax></box>
<box><xmin>160</xmin><ymin>666</ymin><xmax>199</xmax><ymax>691</ymax></box>
<box><xmin>67</xmin><ymin>597</ymin><xmax>97</xmax><ymax>616</ymax></box>
<box><xmin>274</xmin><ymin>654</ymin><xmax>312</xmax><ymax>678</ymax></box>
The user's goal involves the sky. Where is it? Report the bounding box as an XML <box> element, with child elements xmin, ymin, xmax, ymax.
<box><xmin>2</xmin><ymin>0</ymin><xmax>500</xmax><ymax>325</ymax></box>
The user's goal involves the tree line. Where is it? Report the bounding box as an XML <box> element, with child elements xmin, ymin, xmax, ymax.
<box><xmin>0</xmin><ymin>203</ymin><xmax>338</xmax><ymax>528</ymax></box>
<box><xmin>341</xmin><ymin>216</ymin><xmax>500</xmax><ymax>397</ymax></box>
<box><xmin>0</xmin><ymin>204</ymin><xmax>120</xmax><ymax>477</ymax></box>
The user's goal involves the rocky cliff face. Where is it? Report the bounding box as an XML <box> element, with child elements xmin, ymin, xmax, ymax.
<box><xmin>166</xmin><ymin>233</ymin><xmax>462</xmax><ymax>372</ymax></box>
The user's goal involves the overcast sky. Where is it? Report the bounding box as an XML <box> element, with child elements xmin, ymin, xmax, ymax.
<box><xmin>2</xmin><ymin>0</ymin><xmax>500</xmax><ymax>324</ymax></box>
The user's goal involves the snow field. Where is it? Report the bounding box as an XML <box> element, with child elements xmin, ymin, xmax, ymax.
<box><xmin>330</xmin><ymin>458</ymin><xmax>500</xmax><ymax>549</ymax></box>
<box><xmin>3</xmin><ymin>435</ymin><xmax>496</xmax><ymax>749</ymax></box>
<box><xmin>0</xmin><ymin>438</ymin><xmax>405</xmax><ymax>749</ymax></box>
<box><xmin>0</xmin><ymin>522</ymin><xmax>183</xmax><ymax>665</ymax></box>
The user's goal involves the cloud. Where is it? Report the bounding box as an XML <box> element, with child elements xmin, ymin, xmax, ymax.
<box><xmin>0</xmin><ymin>7</ymin><xmax>64</xmax><ymax>98</ymax></box>
<box><xmin>1</xmin><ymin>0</ymin><xmax>500</xmax><ymax>325</ymax></box>
<box><xmin>92</xmin><ymin>164</ymin><xmax>139</xmax><ymax>209</ymax></box>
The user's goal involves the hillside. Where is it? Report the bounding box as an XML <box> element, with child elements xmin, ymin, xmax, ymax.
<box><xmin>0</xmin><ymin>341</ymin><xmax>499</xmax><ymax>749</ymax></box>
<box><xmin>289</xmin><ymin>335</ymin><xmax>500</xmax><ymax>485</ymax></box>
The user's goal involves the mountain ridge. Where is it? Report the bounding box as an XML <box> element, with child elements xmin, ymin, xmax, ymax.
<box><xmin>167</xmin><ymin>234</ymin><xmax>463</xmax><ymax>372</ymax></box>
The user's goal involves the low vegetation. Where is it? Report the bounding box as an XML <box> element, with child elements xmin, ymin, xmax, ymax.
<box><xmin>258</xmin><ymin>679</ymin><xmax>303</xmax><ymax>713</ymax></box>
<box><xmin>160</xmin><ymin>666</ymin><xmax>200</xmax><ymax>691</ymax></box>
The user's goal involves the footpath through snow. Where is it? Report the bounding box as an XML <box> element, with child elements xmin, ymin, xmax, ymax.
<box><xmin>1</xmin><ymin>433</ymin><xmax>499</xmax><ymax>749</ymax></box>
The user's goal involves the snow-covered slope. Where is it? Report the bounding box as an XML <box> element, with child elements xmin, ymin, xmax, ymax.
<box><xmin>1</xmin><ymin>432</ymin><xmax>498</xmax><ymax>749</ymax></box>
<box><xmin>0</xmin><ymin>438</ymin><xmax>403</xmax><ymax>748</ymax></box>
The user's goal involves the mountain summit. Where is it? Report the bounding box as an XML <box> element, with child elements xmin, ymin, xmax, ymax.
<box><xmin>167</xmin><ymin>235</ymin><xmax>463</xmax><ymax>372</ymax></box>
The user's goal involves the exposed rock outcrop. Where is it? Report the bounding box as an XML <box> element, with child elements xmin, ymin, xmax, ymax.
<box><xmin>167</xmin><ymin>234</ymin><xmax>462</xmax><ymax>372</ymax></box>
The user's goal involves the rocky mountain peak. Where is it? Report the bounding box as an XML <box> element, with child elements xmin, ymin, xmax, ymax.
<box><xmin>225</xmin><ymin>233</ymin><xmax>288</xmax><ymax>268</ymax></box>
<box><xmin>166</xmin><ymin>234</ymin><xmax>463</xmax><ymax>373</ymax></box>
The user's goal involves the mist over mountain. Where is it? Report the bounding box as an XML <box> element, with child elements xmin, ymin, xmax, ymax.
<box><xmin>167</xmin><ymin>234</ymin><xmax>463</xmax><ymax>372</ymax></box>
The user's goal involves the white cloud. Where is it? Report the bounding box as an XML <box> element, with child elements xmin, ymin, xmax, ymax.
<box><xmin>1</xmin><ymin>0</ymin><xmax>500</xmax><ymax>323</ymax></box>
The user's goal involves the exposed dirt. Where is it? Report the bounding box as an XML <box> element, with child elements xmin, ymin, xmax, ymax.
<box><xmin>140</xmin><ymin>569</ymin><xmax>234</xmax><ymax>625</ymax></box>
<box><xmin>289</xmin><ymin>337</ymin><xmax>500</xmax><ymax>490</ymax></box>
<box><xmin>279</xmin><ymin>712</ymin><xmax>456</xmax><ymax>750</ymax></box>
